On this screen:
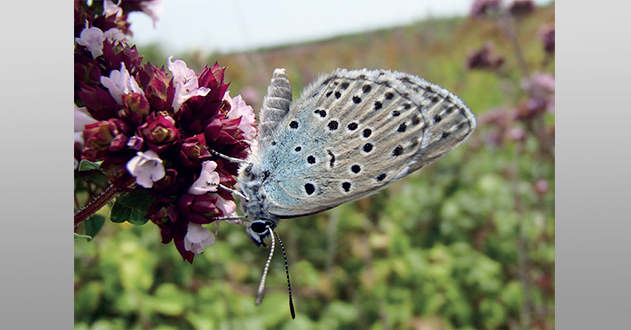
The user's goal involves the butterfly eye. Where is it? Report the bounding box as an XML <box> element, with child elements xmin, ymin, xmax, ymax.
<box><xmin>250</xmin><ymin>221</ymin><xmax>268</xmax><ymax>234</ymax></box>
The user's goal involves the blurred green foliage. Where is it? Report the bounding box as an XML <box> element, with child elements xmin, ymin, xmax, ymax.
<box><xmin>76</xmin><ymin>5</ymin><xmax>554</xmax><ymax>330</ymax></box>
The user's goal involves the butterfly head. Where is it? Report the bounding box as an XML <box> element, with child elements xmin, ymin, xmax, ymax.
<box><xmin>246</xmin><ymin>219</ymin><xmax>278</xmax><ymax>247</ymax></box>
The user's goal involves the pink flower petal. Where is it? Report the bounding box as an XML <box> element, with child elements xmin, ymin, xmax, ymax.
<box><xmin>188</xmin><ymin>161</ymin><xmax>220</xmax><ymax>195</ymax></box>
<box><xmin>126</xmin><ymin>150</ymin><xmax>166</xmax><ymax>188</ymax></box>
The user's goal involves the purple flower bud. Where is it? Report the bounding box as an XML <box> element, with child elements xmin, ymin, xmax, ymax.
<box><xmin>76</xmin><ymin>82</ymin><xmax>119</xmax><ymax>121</ymax></box>
<box><xmin>539</xmin><ymin>24</ymin><xmax>555</xmax><ymax>54</ymax></box>
<box><xmin>507</xmin><ymin>127</ymin><xmax>526</xmax><ymax>141</ymax></box>
<box><xmin>508</xmin><ymin>0</ymin><xmax>535</xmax><ymax>18</ymax></box>
<box><xmin>82</xmin><ymin>120</ymin><xmax>115</xmax><ymax>161</ymax></box>
<box><xmin>514</xmin><ymin>99</ymin><xmax>546</xmax><ymax>121</ymax></box>
<box><xmin>139</xmin><ymin>113</ymin><xmax>180</xmax><ymax>153</ymax></box>
<box><xmin>104</xmin><ymin>161</ymin><xmax>135</xmax><ymax>190</ymax></box>
<box><xmin>178</xmin><ymin>134</ymin><xmax>211</xmax><ymax>167</ymax></box>
<box><xmin>109</xmin><ymin>132</ymin><xmax>128</xmax><ymax>151</ymax></box>
<box><xmin>533</xmin><ymin>179</ymin><xmax>549</xmax><ymax>195</ymax></box>
<box><xmin>139</xmin><ymin>63</ymin><xmax>174</xmax><ymax>112</ymax></box>
<box><xmin>466</xmin><ymin>42</ymin><xmax>505</xmax><ymax>70</ymax></box>
<box><xmin>147</xmin><ymin>196</ymin><xmax>176</xmax><ymax>225</ymax></box>
<box><xmin>177</xmin><ymin>194</ymin><xmax>220</xmax><ymax>224</ymax></box>
<box><xmin>469</xmin><ymin>0</ymin><xmax>502</xmax><ymax>18</ymax></box>
<box><xmin>481</xmin><ymin>108</ymin><xmax>511</xmax><ymax>129</ymax></box>
<box><xmin>151</xmin><ymin>169</ymin><xmax>180</xmax><ymax>194</ymax></box>
<box><xmin>127</xmin><ymin>135</ymin><xmax>144</xmax><ymax>150</ymax></box>
<box><xmin>122</xmin><ymin>92</ymin><xmax>150</xmax><ymax>119</ymax></box>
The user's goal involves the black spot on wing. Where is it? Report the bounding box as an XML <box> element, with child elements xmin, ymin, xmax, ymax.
<box><xmin>305</xmin><ymin>183</ymin><xmax>315</xmax><ymax>195</ymax></box>
<box><xmin>392</xmin><ymin>145</ymin><xmax>404</xmax><ymax>156</ymax></box>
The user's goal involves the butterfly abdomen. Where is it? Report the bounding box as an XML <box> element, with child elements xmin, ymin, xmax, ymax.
<box><xmin>259</xmin><ymin>69</ymin><xmax>293</xmax><ymax>148</ymax></box>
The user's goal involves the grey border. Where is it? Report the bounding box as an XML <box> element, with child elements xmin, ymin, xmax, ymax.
<box><xmin>557</xmin><ymin>1</ymin><xmax>631</xmax><ymax>329</ymax></box>
<box><xmin>2</xmin><ymin>1</ymin><xmax>629</xmax><ymax>328</ymax></box>
<box><xmin>0</xmin><ymin>2</ymin><xmax>73</xmax><ymax>328</ymax></box>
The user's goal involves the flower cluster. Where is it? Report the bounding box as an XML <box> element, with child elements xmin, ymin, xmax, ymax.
<box><xmin>466</xmin><ymin>42</ymin><xmax>505</xmax><ymax>71</ymax></box>
<box><xmin>466</xmin><ymin>0</ymin><xmax>554</xmax><ymax>149</ymax></box>
<box><xmin>507</xmin><ymin>1</ymin><xmax>535</xmax><ymax>18</ymax></box>
<box><xmin>539</xmin><ymin>24</ymin><xmax>555</xmax><ymax>55</ymax></box>
<box><xmin>74</xmin><ymin>1</ymin><xmax>256</xmax><ymax>263</ymax></box>
<box><xmin>469</xmin><ymin>0</ymin><xmax>502</xmax><ymax>18</ymax></box>
<box><xmin>479</xmin><ymin>72</ymin><xmax>554</xmax><ymax>148</ymax></box>
<box><xmin>469</xmin><ymin>1</ymin><xmax>537</xmax><ymax>20</ymax></box>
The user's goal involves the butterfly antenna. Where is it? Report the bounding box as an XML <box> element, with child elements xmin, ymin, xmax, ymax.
<box><xmin>255</xmin><ymin>225</ymin><xmax>275</xmax><ymax>306</ymax></box>
<box><xmin>271</xmin><ymin>227</ymin><xmax>296</xmax><ymax>319</ymax></box>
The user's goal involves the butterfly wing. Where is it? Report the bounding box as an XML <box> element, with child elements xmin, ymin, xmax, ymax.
<box><xmin>258</xmin><ymin>68</ymin><xmax>476</xmax><ymax>218</ymax></box>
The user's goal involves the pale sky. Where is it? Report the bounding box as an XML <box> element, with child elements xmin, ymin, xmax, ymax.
<box><xmin>128</xmin><ymin>0</ymin><xmax>553</xmax><ymax>54</ymax></box>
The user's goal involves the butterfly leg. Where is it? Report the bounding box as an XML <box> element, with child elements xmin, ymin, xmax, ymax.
<box><xmin>211</xmin><ymin>215</ymin><xmax>247</xmax><ymax>224</ymax></box>
<box><xmin>209</xmin><ymin>149</ymin><xmax>249</xmax><ymax>165</ymax></box>
<box><xmin>217</xmin><ymin>183</ymin><xmax>249</xmax><ymax>201</ymax></box>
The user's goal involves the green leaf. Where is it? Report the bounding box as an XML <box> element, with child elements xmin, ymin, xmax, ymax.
<box><xmin>110</xmin><ymin>201</ymin><xmax>149</xmax><ymax>225</ymax></box>
<box><xmin>74</xmin><ymin>233</ymin><xmax>92</xmax><ymax>240</ymax></box>
<box><xmin>78</xmin><ymin>159</ymin><xmax>103</xmax><ymax>171</ymax></box>
<box><xmin>110</xmin><ymin>186</ymin><xmax>156</xmax><ymax>225</ymax></box>
<box><xmin>85</xmin><ymin>214</ymin><xmax>106</xmax><ymax>238</ymax></box>
<box><xmin>115</xmin><ymin>186</ymin><xmax>155</xmax><ymax>212</ymax></box>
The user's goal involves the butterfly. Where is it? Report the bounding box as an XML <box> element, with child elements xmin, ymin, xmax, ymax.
<box><xmin>232</xmin><ymin>68</ymin><xmax>476</xmax><ymax>318</ymax></box>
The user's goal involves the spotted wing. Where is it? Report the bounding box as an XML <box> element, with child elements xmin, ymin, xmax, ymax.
<box><xmin>259</xmin><ymin>68</ymin><xmax>476</xmax><ymax>218</ymax></box>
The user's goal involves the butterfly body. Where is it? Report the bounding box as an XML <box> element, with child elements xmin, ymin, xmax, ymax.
<box><xmin>238</xmin><ymin>68</ymin><xmax>476</xmax><ymax>245</ymax></box>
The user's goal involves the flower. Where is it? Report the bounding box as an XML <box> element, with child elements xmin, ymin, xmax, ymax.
<box><xmin>508</xmin><ymin>0</ymin><xmax>535</xmax><ymax>18</ymax></box>
<box><xmin>469</xmin><ymin>0</ymin><xmax>502</xmax><ymax>18</ymax></box>
<box><xmin>506</xmin><ymin>127</ymin><xmax>526</xmax><ymax>141</ymax></box>
<box><xmin>521</xmin><ymin>72</ymin><xmax>555</xmax><ymax>114</ymax></box>
<box><xmin>103</xmin><ymin>0</ymin><xmax>123</xmax><ymax>18</ymax></box>
<box><xmin>168</xmin><ymin>56</ymin><xmax>210</xmax><ymax>112</ymax></box>
<box><xmin>82</xmin><ymin>119</ymin><xmax>130</xmax><ymax>160</ymax></box>
<box><xmin>74</xmin><ymin>105</ymin><xmax>97</xmax><ymax>132</ymax></box>
<box><xmin>215</xmin><ymin>195</ymin><xmax>237</xmax><ymax>218</ymax></box>
<box><xmin>239</xmin><ymin>86</ymin><xmax>260</xmax><ymax>107</ymax></box>
<box><xmin>177</xmin><ymin>194</ymin><xmax>220</xmax><ymax>224</ymax></box>
<box><xmin>138</xmin><ymin>113</ymin><xmax>180</xmax><ymax>153</ymax></box>
<box><xmin>224</xmin><ymin>91</ymin><xmax>257</xmax><ymax>144</ymax></box>
<box><xmin>75</xmin><ymin>26</ymin><xmax>105</xmax><ymax>59</ymax></box>
<box><xmin>184</xmin><ymin>222</ymin><xmax>215</xmax><ymax>254</ymax></box>
<box><xmin>127</xmin><ymin>135</ymin><xmax>144</xmax><ymax>150</ymax></box>
<box><xmin>101</xmin><ymin>62</ymin><xmax>145</xmax><ymax>105</ymax></box>
<box><xmin>523</xmin><ymin>72</ymin><xmax>555</xmax><ymax>94</ymax></box>
<box><xmin>75</xmin><ymin>105</ymin><xmax>97</xmax><ymax>169</ymax></box>
<box><xmin>188</xmin><ymin>161</ymin><xmax>220</xmax><ymax>195</ymax></box>
<box><xmin>141</xmin><ymin>0</ymin><xmax>163</xmax><ymax>28</ymax></box>
<box><xmin>539</xmin><ymin>24</ymin><xmax>555</xmax><ymax>54</ymax></box>
<box><xmin>466</xmin><ymin>42</ymin><xmax>504</xmax><ymax>70</ymax></box>
<box><xmin>103</xmin><ymin>28</ymin><xmax>126</xmax><ymax>43</ymax></box>
<box><xmin>126</xmin><ymin>150</ymin><xmax>166</xmax><ymax>188</ymax></box>
<box><xmin>533</xmin><ymin>179</ymin><xmax>549</xmax><ymax>195</ymax></box>
<box><xmin>178</xmin><ymin>134</ymin><xmax>211</xmax><ymax>167</ymax></box>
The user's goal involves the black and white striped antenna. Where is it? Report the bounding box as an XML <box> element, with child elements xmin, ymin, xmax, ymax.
<box><xmin>255</xmin><ymin>225</ymin><xmax>296</xmax><ymax>319</ymax></box>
